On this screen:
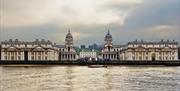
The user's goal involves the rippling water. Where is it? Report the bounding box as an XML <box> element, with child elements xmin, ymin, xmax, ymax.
<box><xmin>0</xmin><ymin>65</ymin><xmax>180</xmax><ymax>91</ymax></box>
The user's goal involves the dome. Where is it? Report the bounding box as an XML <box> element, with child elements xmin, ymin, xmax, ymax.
<box><xmin>65</xmin><ymin>29</ymin><xmax>73</xmax><ymax>41</ymax></box>
<box><xmin>66</xmin><ymin>30</ymin><xmax>73</xmax><ymax>39</ymax></box>
<box><xmin>104</xmin><ymin>30</ymin><xmax>112</xmax><ymax>41</ymax></box>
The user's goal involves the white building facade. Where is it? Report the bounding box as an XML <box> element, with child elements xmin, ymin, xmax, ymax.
<box><xmin>120</xmin><ymin>40</ymin><xmax>178</xmax><ymax>61</ymax></box>
<box><xmin>101</xmin><ymin>30</ymin><xmax>122</xmax><ymax>60</ymax></box>
<box><xmin>79</xmin><ymin>49</ymin><xmax>97</xmax><ymax>58</ymax></box>
<box><xmin>56</xmin><ymin>30</ymin><xmax>77</xmax><ymax>61</ymax></box>
<box><xmin>1</xmin><ymin>39</ymin><xmax>59</xmax><ymax>61</ymax></box>
<box><xmin>0</xmin><ymin>31</ymin><xmax>178</xmax><ymax>61</ymax></box>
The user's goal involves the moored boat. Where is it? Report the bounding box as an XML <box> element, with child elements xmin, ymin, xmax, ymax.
<box><xmin>88</xmin><ymin>65</ymin><xmax>107</xmax><ymax>68</ymax></box>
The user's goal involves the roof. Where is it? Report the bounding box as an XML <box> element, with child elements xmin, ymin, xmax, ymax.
<box><xmin>80</xmin><ymin>48</ymin><xmax>94</xmax><ymax>52</ymax></box>
<box><xmin>54</xmin><ymin>45</ymin><xmax>65</xmax><ymax>48</ymax></box>
<box><xmin>65</xmin><ymin>30</ymin><xmax>73</xmax><ymax>40</ymax></box>
<box><xmin>1</xmin><ymin>39</ymin><xmax>52</xmax><ymax>45</ymax></box>
<box><xmin>113</xmin><ymin>45</ymin><xmax>126</xmax><ymax>48</ymax></box>
<box><xmin>128</xmin><ymin>40</ymin><xmax>178</xmax><ymax>45</ymax></box>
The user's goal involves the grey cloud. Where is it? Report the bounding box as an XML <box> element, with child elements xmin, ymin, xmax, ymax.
<box><xmin>0</xmin><ymin>0</ymin><xmax>179</xmax><ymax>46</ymax></box>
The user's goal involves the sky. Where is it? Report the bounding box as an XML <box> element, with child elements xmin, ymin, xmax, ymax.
<box><xmin>0</xmin><ymin>0</ymin><xmax>180</xmax><ymax>46</ymax></box>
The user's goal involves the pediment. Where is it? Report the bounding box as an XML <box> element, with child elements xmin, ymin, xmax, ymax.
<box><xmin>6</xmin><ymin>46</ymin><xmax>19</xmax><ymax>51</ymax></box>
<box><xmin>32</xmin><ymin>46</ymin><xmax>45</xmax><ymax>51</ymax></box>
<box><xmin>135</xmin><ymin>46</ymin><xmax>146</xmax><ymax>50</ymax></box>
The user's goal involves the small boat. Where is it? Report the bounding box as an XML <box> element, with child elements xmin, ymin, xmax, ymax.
<box><xmin>88</xmin><ymin>65</ymin><xmax>107</xmax><ymax>68</ymax></box>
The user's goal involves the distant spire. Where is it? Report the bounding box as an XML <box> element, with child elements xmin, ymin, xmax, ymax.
<box><xmin>107</xmin><ymin>24</ymin><xmax>110</xmax><ymax>35</ymax></box>
<box><xmin>107</xmin><ymin>29</ymin><xmax>110</xmax><ymax>35</ymax></box>
<box><xmin>68</xmin><ymin>28</ymin><xmax>70</xmax><ymax>33</ymax></box>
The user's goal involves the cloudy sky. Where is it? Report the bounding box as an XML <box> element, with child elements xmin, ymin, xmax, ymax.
<box><xmin>0</xmin><ymin>0</ymin><xmax>179</xmax><ymax>46</ymax></box>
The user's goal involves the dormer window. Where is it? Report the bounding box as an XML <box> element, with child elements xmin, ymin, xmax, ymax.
<box><xmin>165</xmin><ymin>44</ymin><xmax>168</xmax><ymax>47</ymax></box>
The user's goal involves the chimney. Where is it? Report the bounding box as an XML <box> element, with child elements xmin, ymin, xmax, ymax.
<box><xmin>15</xmin><ymin>39</ymin><xmax>18</xmax><ymax>42</ymax></box>
<box><xmin>9</xmin><ymin>39</ymin><xmax>12</xmax><ymax>42</ymax></box>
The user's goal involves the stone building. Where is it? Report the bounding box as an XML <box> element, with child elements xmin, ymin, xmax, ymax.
<box><xmin>79</xmin><ymin>49</ymin><xmax>97</xmax><ymax>58</ymax></box>
<box><xmin>0</xmin><ymin>39</ymin><xmax>59</xmax><ymax>61</ymax></box>
<box><xmin>121</xmin><ymin>40</ymin><xmax>178</xmax><ymax>61</ymax></box>
<box><xmin>55</xmin><ymin>30</ymin><xmax>77</xmax><ymax>61</ymax></box>
<box><xmin>0</xmin><ymin>30</ymin><xmax>178</xmax><ymax>61</ymax></box>
<box><xmin>178</xmin><ymin>47</ymin><xmax>180</xmax><ymax>59</ymax></box>
<box><xmin>101</xmin><ymin>30</ymin><xmax>122</xmax><ymax>60</ymax></box>
<box><xmin>0</xmin><ymin>44</ymin><xmax>1</xmax><ymax>60</ymax></box>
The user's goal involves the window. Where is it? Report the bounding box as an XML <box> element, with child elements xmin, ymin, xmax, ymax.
<box><xmin>18</xmin><ymin>56</ymin><xmax>21</xmax><ymax>60</ymax></box>
<box><xmin>38</xmin><ymin>56</ymin><xmax>41</xmax><ymax>60</ymax></box>
<box><xmin>31</xmin><ymin>56</ymin><xmax>34</xmax><ymax>60</ymax></box>
<box><xmin>165</xmin><ymin>44</ymin><xmax>168</xmax><ymax>47</ymax></box>
<box><xmin>159</xmin><ymin>52</ymin><xmax>161</xmax><ymax>55</ymax></box>
<box><xmin>18</xmin><ymin>52</ymin><xmax>21</xmax><ymax>55</ymax></box>
<box><xmin>132</xmin><ymin>52</ymin><xmax>135</xmax><ymax>55</ymax></box>
<box><xmin>5</xmin><ymin>56</ymin><xmax>7</xmax><ymax>60</ymax></box>
<box><xmin>11</xmin><ymin>56</ymin><xmax>14</xmax><ymax>60</ymax></box>
<box><xmin>159</xmin><ymin>56</ymin><xmax>161</xmax><ymax>60</ymax></box>
<box><xmin>45</xmin><ymin>56</ymin><xmax>47</xmax><ymax>60</ymax></box>
<box><xmin>139</xmin><ymin>56</ymin><xmax>142</xmax><ymax>60</ymax></box>
<box><xmin>133</xmin><ymin>56</ymin><xmax>135</xmax><ymax>60</ymax></box>
<box><xmin>166</xmin><ymin>52</ymin><xmax>168</xmax><ymax>55</ymax></box>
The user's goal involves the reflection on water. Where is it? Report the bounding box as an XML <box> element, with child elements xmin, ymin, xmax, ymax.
<box><xmin>0</xmin><ymin>66</ymin><xmax>180</xmax><ymax>91</ymax></box>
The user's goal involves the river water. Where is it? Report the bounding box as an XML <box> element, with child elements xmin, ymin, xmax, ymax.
<box><xmin>0</xmin><ymin>66</ymin><xmax>180</xmax><ymax>91</ymax></box>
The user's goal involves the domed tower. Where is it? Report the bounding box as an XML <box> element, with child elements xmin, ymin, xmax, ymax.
<box><xmin>104</xmin><ymin>30</ymin><xmax>113</xmax><ymax>51</ymax></box>
<box><xmin>65</xmin><ymin>29</ymin><xmax>73</xmax><ymax>51</ymax></box>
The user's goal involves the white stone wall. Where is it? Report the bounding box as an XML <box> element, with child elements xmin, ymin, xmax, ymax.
<box><xmin>79</xmin><ymin>51</ymin><xmax>96</xmax><ymax>58</ymax></box>
<box><xmin>1</xmin><ymin>51</ymin><xmax>24</xmax><ymax>60</ymax></box>
<box><xmin>1</xmin><ymin>40</ymin><xmax>59</xmax><ymax>61</ymax></box>
<box><xmin>122</xmin><ymin>42</ymin><xmax>178</xmax><ymax>61</ymax></box>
